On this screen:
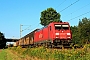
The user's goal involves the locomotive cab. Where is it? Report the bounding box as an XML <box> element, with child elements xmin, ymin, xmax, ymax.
<box><xmin>51</xmin><ymin>22</ymin><xmax>72</xmax><ymax>46</ymax></box>
<box><xmin>54</xmin><ymin>24</ymin><xmax>71</xmax><ymax>39</ymax></box>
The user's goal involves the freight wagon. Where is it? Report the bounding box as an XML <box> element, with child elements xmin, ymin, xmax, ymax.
<box><xmin>15</xmin><ymin>29</ymin><xmax>39</xmax><ymax>47</ymax></box>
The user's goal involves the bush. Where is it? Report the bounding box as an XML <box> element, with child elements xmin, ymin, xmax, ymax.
<box><xmin>8</xmin><ymin>44</ymin><xmax>90</xmax><ymax>60</ymax></box>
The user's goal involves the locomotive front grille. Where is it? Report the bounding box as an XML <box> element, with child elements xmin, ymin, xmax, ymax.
<box><xmin>60</xmin><ymin>33</ymin><xmax>66</xmax><ymax>39</ymax></box>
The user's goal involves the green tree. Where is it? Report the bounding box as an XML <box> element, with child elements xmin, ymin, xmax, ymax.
<box><xmin>40</xmin><ymin>7</ymin><xmax>61</xmax><ymax>26</ymax></box>
<box><xmin>0</xmin><ymin>32</ymin><xmax>4</xmax><ymax>41</ymax></box>
<box><xmin>0</xmin><ymin>32</ymin><xmax>6</xmax><ymax>48</ymax></box>
<box><xmin>71</xmin><ymin>26</ymin><xmax>79</xmax><ymax>43</ymax></box>
<box><xmin>78</xmin><ymin>17</ymin><xmax>90</xmax><ymax>44</ymax></box>
<box><xmin>71</xmin><ymin>17</ymin><xmax>90</xmax><ymax>46</ymax></box>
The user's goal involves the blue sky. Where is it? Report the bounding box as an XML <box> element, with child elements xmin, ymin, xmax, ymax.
<box><xmin>0</xmin><ymin>0</ymin><xmax>90</xmax><ymax>39</ymax></box>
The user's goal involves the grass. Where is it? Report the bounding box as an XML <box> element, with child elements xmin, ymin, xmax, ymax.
<box><xmin>8</xmin><ymin>44</ymin><xmax>90</xmax><ymax>60</ymax></box>
<box><xmin>0</xmin><ymin>49</ymin><xmax>7</xmax><ymax>60</ymax></box>
<box><xmin>0</xmin><ymin>49</ymin><xmax>14</xmax><ymax>60</ymax></box>
<box><xmin>0</xmin><ymin>49</ymin><xmax>26</xmax><ymax>60</ymax></box>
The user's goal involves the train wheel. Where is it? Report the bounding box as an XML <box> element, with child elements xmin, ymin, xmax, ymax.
<box><xmin>42</xmin><ymin>43</ymin><xmax>46</xmax><ymax>47</ymax></box>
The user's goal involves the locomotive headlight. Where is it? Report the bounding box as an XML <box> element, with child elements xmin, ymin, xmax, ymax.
<box><xmin>67</xmin><ymin>37</ymin><xmax>70</xmax><ymax>38</ymax></box>
<box><xmin>67</xmin><ymin>33</ymin><xmax>70</xmax><ymax>35</ymax></box>
<box><xmin>56</xmin><ymin>33</ymin><xmax>59</xmax><ymax>35</ymax></box>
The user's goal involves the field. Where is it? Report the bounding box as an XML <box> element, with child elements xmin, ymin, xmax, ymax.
<box><xmin>0</xmin><ymin>44</ymin><xmax>90</xmax><ymax>60</ymax></box>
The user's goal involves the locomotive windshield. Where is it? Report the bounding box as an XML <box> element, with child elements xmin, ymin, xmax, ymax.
<box><xmin>55</xmin><ymin>24</ymin><xmax>69</xmax><ymax>30</ymax></box>
<box><xmin>55</xmin><ymin>25</ymin><xmax>62</xmax><ymax>30</ymax></box>
<box><xmin>62</xmin><ymin>25</ymin><xmax>69</xmax><ymax>30</ymax></box>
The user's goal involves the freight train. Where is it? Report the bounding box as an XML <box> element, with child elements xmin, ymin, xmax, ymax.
<box><xmin>14</xmin><ymin>22</ymin><xmax>72</xmax><ymax>48</ymax></box>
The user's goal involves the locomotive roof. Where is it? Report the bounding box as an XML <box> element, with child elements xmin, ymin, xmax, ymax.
<box><xmin>50</xmin><ymin>22</ymin><xmax>69</xmax><ymax>24</ymax></box>
<box><xmin>36</xmin><ymin>22</ymin><xmax>70</xmax><ymax>32</ymax></box>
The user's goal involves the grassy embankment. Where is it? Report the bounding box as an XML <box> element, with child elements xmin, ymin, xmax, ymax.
<box><xmin>8</xmin><ymin>44</ymin><xmax>90</xmax><ymax>60</ymax></box>
<box><xmin>0</xmin><ymin>49</ymin><xmax>31</xmax><ymax>60</ymax></box>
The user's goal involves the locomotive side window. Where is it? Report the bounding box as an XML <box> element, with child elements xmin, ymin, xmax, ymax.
<box><xmin>62</xmin><ymin>25</ymin><xmax>69</xmax><ymax>30</ymax></box>
<box><xmin>50</xmin><ymin>26</ymin><xmax>51</xmax><ymax>31</ymax></box>
<box><xmin>55</xmin><ymin>25</ymin><xmax>62</xmax><ymax>30</ymax></box>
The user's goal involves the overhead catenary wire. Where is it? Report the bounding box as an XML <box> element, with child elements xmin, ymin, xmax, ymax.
<box><xmin>29</xmin><ymin>23</ymin><xmax>40</xmax><ymax>31</ymax></box>
<box><xmin>32</xmin><ymin>0</ymin><xmax>81</xmax><ymax>29</ymax></box>
<box><xmin>33</xmin><ymin>0</ymin><xmax>79</xmax><ymax>29</ymax></box>
<box><xmin>55</xmin><ymin>0</ymin><xmax>67</xmax><ymax>9</ymax></box>
<box><xmin>59</xmin><ymin>0</ymin><xmax>80</xmax><ymax>12</ymax></box>
<box><xmin>68</xmin><ymin>11</ymin><xmax>90</xmax><ymax>21</ymax></box>
<box><xmin>63</xmin><ymin>2</ymin><xmax>90</xmax><ymax>18</ymax></box>
<box><xmin>21</xmin><ymin>25</ymin><xmax>31</xmax><ymax>32</ymax></box>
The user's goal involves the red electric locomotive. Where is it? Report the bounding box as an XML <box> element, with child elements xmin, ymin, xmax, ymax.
<box><xmin>34</xmin><ymin>22</ymin><xmax>72</xmax><ymax>47</ymax></box>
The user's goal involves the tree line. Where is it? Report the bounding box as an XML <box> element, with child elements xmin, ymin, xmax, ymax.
<box><xmin>71</xmin><ymin>17</ymin><xmax>90</xmax><ymax>46</ymax></box>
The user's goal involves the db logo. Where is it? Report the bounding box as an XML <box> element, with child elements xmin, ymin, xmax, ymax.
<box><xmin>39</xmin><ymin>33</ymin><xmax>43</xmax><ymax>38</ymax></box>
